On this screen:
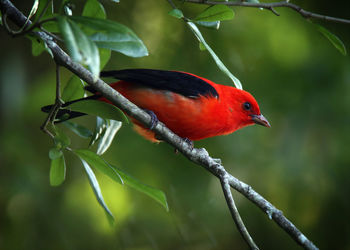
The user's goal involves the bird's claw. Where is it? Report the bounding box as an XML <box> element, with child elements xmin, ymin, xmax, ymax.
<box><xmin>144</xmin><ymin>109</ymin><xmax>158</xmax><ymax>130</ymax></box>
<box><xmin>183</xmin><ymin>137</ymin><xmax>194</xmax><ymax>150</ymax></box>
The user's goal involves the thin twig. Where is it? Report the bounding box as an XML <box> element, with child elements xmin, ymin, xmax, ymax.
<box><xmin>220</xmin><ymin>176</ymin><xmax>259</xmax><ymax>250</ymax></box>
<box><xmin>1</xmin><ymin>12</ymin><xmax>16</xmax><ymax>34</ymax></box>
<box><xmin>55</xmin><ymin>64</ymin><xmax>61</xmax><ymax>102</ymax></box>
<box><xmin>40</xmin><ymin>120</ymin><xmax>55</xmax><ymax>138</ymax></box>
<box><xmin>1</xmin><ymin>2</ymin><xmax>60</xmax><ymax>41</ymax></box>
<box><xmin>51</xmin><ymin>63</ymin><xmax>64</xmax><ymax>121</ymax></box>
<box><xmin>0</xmin><ymin>1</ymin><xmax>319</xmax><ymax>249</ymax></box>
<box><xmin>183</xmin><ymin>0</ymin><xmax>350</xmax><ymax>25</ymax></box>
<box><xmin>1</xmin><ymin>0</ymin><xmax>53</xmax><ymax>36</ymax></box>
<box><xmin>13</xmin><ymin>17</ymin><xmax>57</xmax><ymax>37</ymax></box>
<box><xmin>40</xmin><ymin>63</ymin><xmax>63</xmax><ymax>138</ymax></box>
<box><xmin>268</xmin><ymin>7</ymin><xmax>280</xmax><ymax>16</ymax></box>
<box><xmin>167</xmin><ymin>0</ymin><xmax>177</xmax><ymax>9</ymax></box>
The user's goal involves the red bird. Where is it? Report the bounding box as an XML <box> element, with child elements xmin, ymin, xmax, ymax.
<box><xmin>44</xmin><ymin>69</ymin><xmax>270</xmax><ymax>142</ymax></box>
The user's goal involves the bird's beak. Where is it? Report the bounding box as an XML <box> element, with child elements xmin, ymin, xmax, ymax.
<box><xmin>250</xmin><ymin>114</ymin><xmax>271</xmax><ymax>128</ymax></box>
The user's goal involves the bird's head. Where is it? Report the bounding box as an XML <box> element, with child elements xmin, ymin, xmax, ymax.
<box><xmin>228</xmin><ymin>88</ymin><xmax>271</xmax><ymax>130</ymax></box>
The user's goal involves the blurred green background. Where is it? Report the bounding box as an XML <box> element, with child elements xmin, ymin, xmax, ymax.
<box><xmin>1</xmin><ymin>1</ymin><xmax>350</xmax><ymax>249</ymax></box>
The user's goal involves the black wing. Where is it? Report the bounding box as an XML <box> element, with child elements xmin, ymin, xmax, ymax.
<box><xmin>100</xmin><ymin>69</ymin><xmax>219</xmax><ymax>99</ymax></box>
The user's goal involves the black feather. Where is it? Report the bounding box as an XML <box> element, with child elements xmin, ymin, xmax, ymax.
<box><xmin>41</xmin><ymin>104</ymin><xmax>86</xmax><ymax>123</ymax></box>
<box><xmin>100</xmin><ymin>69</ymin><xmax>219</xmax><ymax>99</ymax></box>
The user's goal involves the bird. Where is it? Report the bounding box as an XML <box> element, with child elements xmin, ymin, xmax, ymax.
<box><xmin>42</xmin><ymin>69</ymin><xmax>270</xmax><ymax>143</ymax></box>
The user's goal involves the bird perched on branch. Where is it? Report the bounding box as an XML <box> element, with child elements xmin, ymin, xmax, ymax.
<box><xmin>42</xmin><ymin>69</ymin><xmax>270</xmax><ymax>143</ymax></box>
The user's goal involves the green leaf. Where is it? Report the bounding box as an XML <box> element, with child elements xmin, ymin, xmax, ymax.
<box><xmin>70</xmin><ymin>16</ymin><xmax>148</xmax><ymax>58</ymax></box>
<box><xmin>28</xmin><ymin>36</ymin><xmax>46</xmax><ymax>56</ymax></box>
<box><xmin>28</xmin><ymin>0</ymin><xmax>39</xmax><ymax>19</ymax></box>
<box><xmin>57</xmin><ymin>16</ymin><xmax>100</xmax><ymax>79</ymax></box>
<box><xmin>27</xmin><ymin>34</ymin><xmax>53</xmax><ymax>57</ymax></box>
<box><xmin>195</xmin><ymin>21</ymin><xmax>220</xmax><ymax>30</ymax></box>
<box><xmin>199</xmin><ymin>42</ymin><xmax>206</xmax><ymax>51</ymax></box>
<box><xmin>42</xmin><ymin>20</ymin><xmax>59</xmax><ymax>33</ymax></box>
<box><xmin>90</xmin><ymin>117</ymin><xmax>107</xmax><ymax>146</ymax></box>
<box><xmin>50</xmin><ymin>154</ymin><xmax>66</xmax><ymax>186</ymax></box>
<box><xmin>168</xmin><ymin>9</ymin><xmax>184</xmax><ymax>19</ymax></box>
<box><xmin>89</xmin><ymin>40</ymin><xmax>100</xmax><ymax>79</ymax></box>
<box><xmin>62</xmin><ymin>75</ymin><xmax>85</xmax><ymax>102</ymax></box>
<box><xmin>111</xmin><ymin>165</ymin><xmax>168</xmax><ymax>211</ymax></box>
<box><xmin>74</xmin><ymin>149</ymin><xmax>123</xmax><ymax>184</ymax></box>
<box><xmin>99</xmin><ymin>48</ymin><xmax>111</xmax><ymax>69</ymax></box>
<box><xmin>317</xmin><ymin>24</ymin><xmax>347</xmax><ymax>56</ymax></box>
<box><xmin>187</xmin><ymin>22</ymin><xmax>242</xmax><ymax>89</ymax></box>
<box><xmin>63</xmin><ymin>121</ymin><xmax>93</xmax><ymax>138</ymax></box>
<box><xmin>80</xmin><ymin>159</ymin><xmax>114</xmax><ymax>224</ymax></box>
<box><xmin>43</xmin><ymin>41</ymin><xmax>54</xmax><ymax>58</ymax></box>
<box><xmin>67</xmin><ymin>99</ymin><xmax>129</xmax><ymax>123</ymax></box>
<box><xmin>96</xmin><ymin>120</ymin><xmax>122</xmax><ymax>155</ymax></box>
<box><xmin>83</xmin><ymin>0</ymin><xmax>106</xmax><ymax>19</ymax></box>
<box><xmin>31</xmin><ymin>39</ymin><xmax>45</xmax><ymax>56</ymax></box>
<box><xmin>68</xmin><ymin>18</ymin><xmax>100</xmax><ymax>78</ymax></box>
<box><xmin>54</xmin><ymin>126</ymin><xmax>71</xmax><ymax>148</ymax></box>
<box><xmin>57</xmin><ymin>16</ymin><xmax>82</xmax><ymax>62</ymax></box>
<box><xmin>49</xmin><ymin>147</ymin><xmax>63</xmax><ymax>160</ymax></box>
<box><xmin>194</xmin><ymin>5</ymin><xmax>234</xmax><ymax>22</ymax></box>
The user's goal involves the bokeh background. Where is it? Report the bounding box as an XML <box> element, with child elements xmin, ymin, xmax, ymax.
<box><xmin>1</xmin><ymin>1</ymin><xmax>350</xmax><ymax>249</ymax></box>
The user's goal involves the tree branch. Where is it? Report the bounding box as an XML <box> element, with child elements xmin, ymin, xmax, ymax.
<box><xmin>221</xmin><ymin>176</ymin><xmax>259</xmax><ymax>250</ymax></box>
<box><xmin>184</xmin><ymin>0</ymin><xmax>350</xmax><ymax>25</ymax></box>
<box><xmin>0</xmin><ymin>1</ymin><xmax>318</xmax><ymax>249</ymax></box>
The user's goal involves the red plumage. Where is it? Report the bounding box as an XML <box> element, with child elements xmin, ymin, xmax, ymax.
<box><xmin>42</xmin><ymin>69</ymin><xmax>270</xmax><ymax>142</ymax></box>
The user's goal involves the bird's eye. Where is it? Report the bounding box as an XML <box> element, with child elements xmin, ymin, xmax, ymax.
<box><xmin>243</xmin><ymin>102</ymin><xmax>251</xmax><ymax>111</ymax></box>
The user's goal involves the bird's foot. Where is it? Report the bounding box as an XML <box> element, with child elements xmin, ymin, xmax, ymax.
<box><xmin>144</xmin><ymin>109</ymin><xmax>158</xmax><ymax>130</ymax></box>
<box><xmin>183</xmin><ymin>137</ymin><xmax>194</xmax><ymax>150</ymax></box>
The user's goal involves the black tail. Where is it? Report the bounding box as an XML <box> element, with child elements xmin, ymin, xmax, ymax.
<box><xmin>41</xmin><ymin>95</ymin><xmax>101</xmax><ymax>123</ymax></box>
<box><xmin>41</xmin><ymin>72</ymin><xmax>115</xmax><ymax>122</ymax></box>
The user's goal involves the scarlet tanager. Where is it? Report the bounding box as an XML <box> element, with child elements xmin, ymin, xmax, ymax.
<box><xmin>42</xmin><ymin>69</ymin><xmax>270</xmax><ymax>142</ymax></box>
